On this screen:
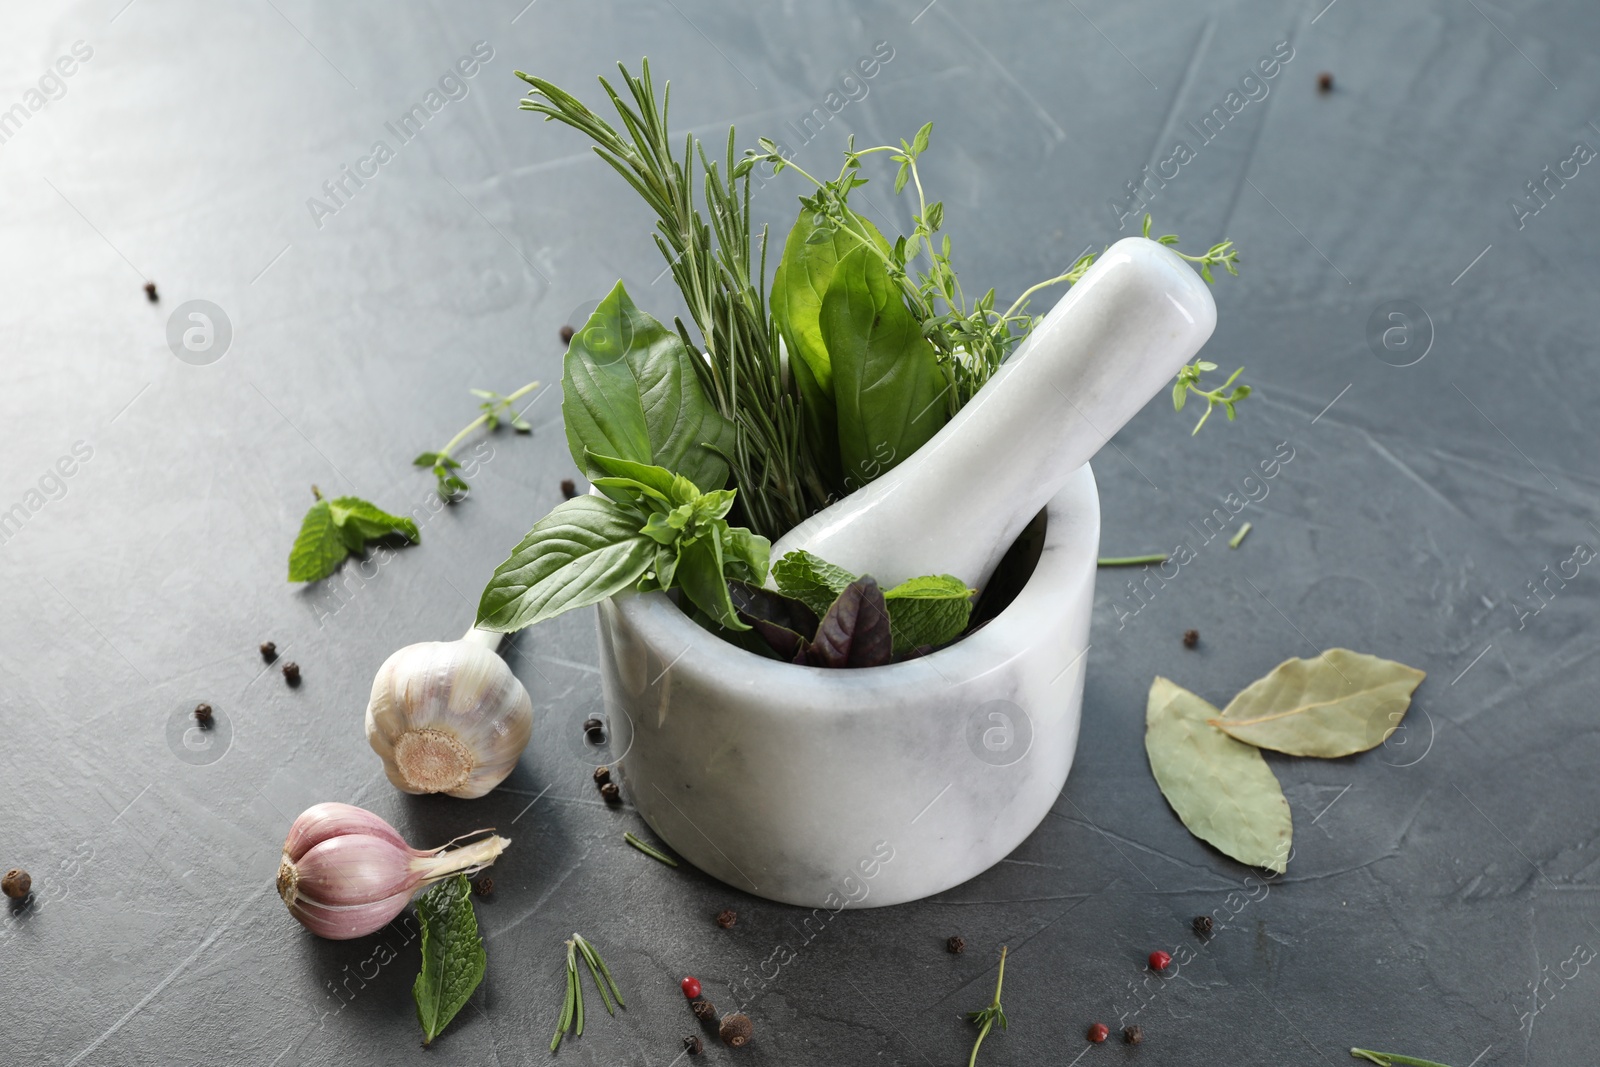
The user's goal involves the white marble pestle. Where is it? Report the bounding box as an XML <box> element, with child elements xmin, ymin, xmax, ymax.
<box><xmin>770</xmin><ymin>236</ymin><xmax>1218</xmax><ymax>591</ymax></box>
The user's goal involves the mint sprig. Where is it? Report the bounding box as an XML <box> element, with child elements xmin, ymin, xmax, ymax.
<box><xmin>413</xmin><ymin>874</ymin><xmax>486</xmax><ymax>1047</ymax></box>
<box><xmin>287</xmin><ymin>487</ymin><xmax>419</xmax><ymax>582</ymax></box>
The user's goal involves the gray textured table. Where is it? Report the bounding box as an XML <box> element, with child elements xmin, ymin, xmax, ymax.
<box><xmin>3</xmin><ymin>1</ymin><xmax>1596</xmax><ymax>1064</ymax></box>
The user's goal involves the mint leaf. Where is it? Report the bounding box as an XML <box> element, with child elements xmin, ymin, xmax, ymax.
<box><xmin>476</xmin><ymin>496</ymin><xmax>656</xmax><ymax>632</ymax></box>
<box><xmin>329</xmin><ymin>496</ymin><xmax>420</xmax><ymax>543</ymax></box>
<box><xmin>413</xmin><ymin>874</ymin><xmax>486</xmax><ymax>1046</ymax></box>
<box><xmin>287</xmin><ymin>500</ymin><xmax>347</xmax><ymax>582</ymax></box>
<box><xmin>772</xmin><ymin>549</ymin><xmax>856</xmax><ymax>616</ymax></box>
<box><xmin>287</xmin><ymin>493</ymin><xmax>420</xmax><ymax>582</ymax></box>
<box><xmin>883</xmin><ymin>574</ymin><xmax>975</xmax><ymax>653</ymax></box>
<box><xmin>773</xmin><ymin>552</ymin><xmax>973</xmax><ymax>654</ymax></box>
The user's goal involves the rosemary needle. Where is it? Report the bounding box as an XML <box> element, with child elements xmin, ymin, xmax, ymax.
<box><xmin>623</xmin><ymin>831</ymin><xmax>679</xmax><ymax>867</ymax></box>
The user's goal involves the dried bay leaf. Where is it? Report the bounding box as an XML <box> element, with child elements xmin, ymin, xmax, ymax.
<box><xmin>1145</xmin><ymin>677</ymin><xmax>1292</xmax><ymax>873</ymax></box>
<box><xmin>1211</xmin><ymin>649</ymin><xmax>1426</xmax><ymax>758</ymax></box>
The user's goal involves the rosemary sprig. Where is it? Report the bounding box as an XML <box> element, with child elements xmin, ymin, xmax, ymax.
<box><xmin>1350</xmin><ymin>1049</ymin><xmax>1455</xmax><ymax>1067</ymax></box>
<box><xmin>623</xmin><ymin>831</ymin><xmax>679</xmax><ymax>867</ymax></box>
<box><xmin>964</xmin><ymin>945</ymin><xmax>1009</xmax><ymax>1067</ymax></box>
<box><xmin>414</xmin><ymin>381</ymin><xmax>541</xmax><ymax>499</ymax></box>
<box><xmin>516</xmin><ymin>63</ymin><xmax>826</xmax><ymax>539</ymax></box>
<box><xmin>550</xmin><ymin>932</ymin><xmax>625</xmax><ymax>1052</ymax></box>
<box><xmin>1098</xmin><ymin>553</ymin><xmax>1170</xmax><ymax>566</ymax></box>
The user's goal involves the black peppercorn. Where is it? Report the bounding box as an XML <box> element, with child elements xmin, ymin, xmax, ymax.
<box><xmin>560</xmin><ymin>478</ymin><xmax>578</xmax><ymax>499</ymax></box>
<box><xmin>947</xmin><ymin>935</ymin><xmax>966</xmax><ymax>954</ymax></box>
<box><xmin>144</xmin><ymin>281</ymin><xmax>158</xmax><ymax>302</ymax></box>
<box><xmin>599</xmin><ymin>781</ymin><xmax>621</xmax><ymax>802</ymax></box>
<box><xmin>1317</xmin><ymin>71</ymin><xmax>1334</xmax><ymax>93</ymax></box>
<box><xmin>1192</xmin><ymin>914</ymin><xmax>1213</xmax><ymax>937</ymax></box>
<box><xmin>719</xmin><ymin>1013</ymin><xmax>754</xmax><ymax>1048</ymax></box>
<box><xmin>259</xmin><ymin>641</ymin><xmax>277</xmax><ymax>662</ymax></box>
<box><xmin>691</xmin><ymin>997</ymin><xmax>717</xmax><ymax>1021</ymax></box>
<box><xmin>475</xmin><ymin>876</ymin><xmax>494</xmax><ymax>897</ymax></box>
<box><xmin>1182</xmin><ymin>629</ymin><xmax>1199</xmax><ymax>648</ymax></box>
<box><xmin>715</xmin><ymin>908</ymin><xmax>737</xmax><ymax>929</ymax></box>
<box><xmin>194</xmin><ymin>702</ymin><xmax>213</xmax><ymax>727</ymax></box>
<box><xmin>593</xmin><ymin>765</ymin><xmax>611</xmax><ymax>785</ymax></box>
<box><xmin>1123</xmin><ymin>1024</ymin><xmax>1143</xmax><ymax>1045</ymax></box>
<box><xmin>560</xmin><ymin>325</ymin><xmax>575</xmax><ymax>344</ymax></box>
<box><xmin>684</xmin><ymin>1034</ymin><xmax>703</xmax><ymax>1055</ymax></box>
<box><xmin>282</xmin><ymin>662</ymin><xmax>301</xmax><ymax>686</ymax></box>
<box><xmin>2</xmin><ymin>868</ymin><xmax>30</xmax><ymax>900</ymax></box>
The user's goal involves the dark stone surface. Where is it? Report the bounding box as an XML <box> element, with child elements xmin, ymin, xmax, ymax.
<box><xmin>2</xmin><ymin>1</ymin><xmax>1595</xmax><ymax>1063</ymax></box>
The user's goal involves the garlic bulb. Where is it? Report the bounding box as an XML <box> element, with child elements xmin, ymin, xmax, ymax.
<box><xmin>277</xmin><ymin>802</ymin><xmax>508</xmax><ymax>940</ymax></box>
<box><xmin>366</xmin><ymin>627</ymin><xmax>534</xmax><ymax>799</ymax></box>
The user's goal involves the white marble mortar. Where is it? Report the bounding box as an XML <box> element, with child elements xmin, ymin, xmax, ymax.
<box><xmin>597</xmin><ymin>464</ymin><xmax>1099</xmax><ymax>908</ymax></box>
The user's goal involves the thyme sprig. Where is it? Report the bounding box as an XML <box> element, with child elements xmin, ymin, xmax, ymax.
<box><xmin>549</xmin><ymin>932</ymin><xmax>625</xmax><ymax>1052</ymax></box>
<box><xmin>747</xmin><ymin>130</ymin><xmax>1249</xmax><ymax>424</ymax></box>
<box><xmin>964</xmin><ymin>945</ymin><xmax>1009</xmax><ymax>1067</ymax></box>
<box><xmin>414</xmin><ymin>381</ymin><xmax>541</xmax><ymax>499</ymax></box>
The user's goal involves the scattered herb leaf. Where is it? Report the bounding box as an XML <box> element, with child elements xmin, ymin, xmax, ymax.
<box><xmin>965</xmin><ymin>945</ymin><xmax>1009</xmax><ymax>1067</ymax></box>
<box><xmin>1146</xmin><ymin>677</ymin><xmax>1292</xmax><ymax>873</ymax></box>
<box><xmin>1212</xmin><ymin>650</ymin><xmax>1426</xmax><ymax>758</ymax></box>
<box><xmin>1098</xmin><ymin>553</ymin><xmax>1169</xmax><ymax>567</ymax></box>
<box><xmin>412</xmin><ymin>874</ymin><xmax>485</xmax><ymax>1046</ymax></box>
<box><xmin>623</xmin><ymin>831</ymin><xmax>679</xmax><ymax>867</ymax></box>
<box><xmin>1350</xmin><ymin>1050</ymin><xmax>1455</xmax><ymax>1067</ymax></box>
<box><xmin>287</xmin><ymin>487</ymin><xmax>419</xmax><ymax>582</ymax></box>
<box><xmin>550</xmin><ymin>933</ymin><xmax>624</xmax><ymax>1051</ymax></box>
<box><xmin>415</xmin><ymin>380</ymin><xmax>541</xmax><ymax>499</ymax></box>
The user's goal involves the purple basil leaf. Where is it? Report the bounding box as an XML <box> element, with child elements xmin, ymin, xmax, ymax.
<box><xmin>728</xmin><ymin>580</ymin><xmax>819</xmax><ymax>660</ymax></box>
<box><xmin>801</xmin><ymin>576</ymin><xmax>892</xmax><ymax>668</ymax></box>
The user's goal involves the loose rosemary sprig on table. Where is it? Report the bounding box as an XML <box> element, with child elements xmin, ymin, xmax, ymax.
<box><xmin>516</xmin><ymin>63</ymin><xmax>827</xmax><ymax>539</ymax></box>
<box><xmin>550</xmin><ymin>932</ymin><xmax>625</xmax><ymax>1052</ymax></box>
<box><xmin>965</xmin><ymin>945</ymin><xmax>1009</xmax><ymax>1067</ymax></box>
<box><xmin>1350</xmin><ymin>1049</ymin><xmax>1455</xmax><ymax>1067</ymax></box>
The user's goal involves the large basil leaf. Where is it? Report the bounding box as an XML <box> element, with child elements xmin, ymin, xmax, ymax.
<box><xmin>476</xmin><ymin>496</ymin><xmax>655</xmax><ymax>632</ymax></box>
<box><xmin>1212</xmin><ymin>650</ymin><xmax>1426</xmax><ymax>757</ymax></box>
<box><xmin>1145</xmin><ymin>677</ymin><xmax>1292</xmax><ymax>873</ymax></box>
<box><xmin>819</xmin><ymin>248</ymin><xmax>948</xmax><ymax>489</ymax></box>
<box><xmin>772</xmin><ymin>207</ymin><xmax>893</xmax><ymax>395</ymax></box>
<box><xmin>562</xmin><ymin>281</ymin><xmax>735</xmax><ymax>492</ymax></box>
<box><xmin>674</xmin><ymin>533</ymin><xmax>747</xmax><ymax>631</ymax></box>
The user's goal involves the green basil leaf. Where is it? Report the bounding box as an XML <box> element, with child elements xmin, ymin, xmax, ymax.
<box><xmin>476</xmin><ymin>496</ymin><xmax>655</xmax><ymax>632</ymax></box>
<box><xmin>413</xmin><ymin>874</ymin><xmax>486</xmax><ymax>1046</ymax></box>
<box><xmin>561</xmin><ymin>281</ymin><xmax>735</xmax><ymax>492</ymax></box>
<box><xmin>674</xmin><ymin>533</ymin><xmax>747</xmax><ymax>631</ymax></box>
<box><xmin>772</xmin><ymin>206</ymin><xmax>894</xmax><ymax>396</ymax></box>
<box><xmin>788</xmin><ymin>343</ymin><xmax>842</xmax><ymax>494</ymax></box>
<box><xmin>1212</xmin><ymin>650</ymin><xmax>1426</xmax><ymax>757</ymax></box>
<box><xmin>287</xmin><ymin>500</ymin><xmax>348</xmax><ymax>582</ymax></box>
<box><xmin>1145</xmin><ymin>677</ymin><xmax>1292</xmax><ymax>873</ymax></box>
<box><xmin>772</xmin><ymin>549</ymin><xmax>856</xmax><ymax>616</ymax></box>
<box><xmin>798</xmin><ymin>576</ymin><xmax>892</xmax><ymax>668</ymax></box>
<box><xmin>721</xmin><ymin>525</ymin><xmax>771</xmax><ymax>586</ymax></box>
<box><xmin>584</xmin><ymin>451</ymin><xmax>682</xmax><ymax>505</ymax></box>
<box><xmin>819</xmin><ymin>247</ymin><xmax>948</xmax><ymax>489</ymax></box>
<box><xmin>883</xmin><ymin>574</ymin><xmax>975</xmax><ymax>654</ymax></box>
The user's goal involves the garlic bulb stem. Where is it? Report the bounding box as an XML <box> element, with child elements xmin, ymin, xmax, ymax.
<box><xmin>461</xmin><ymin>625</ymin><xmax>503</xmax><ymax>652</ymax></box>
